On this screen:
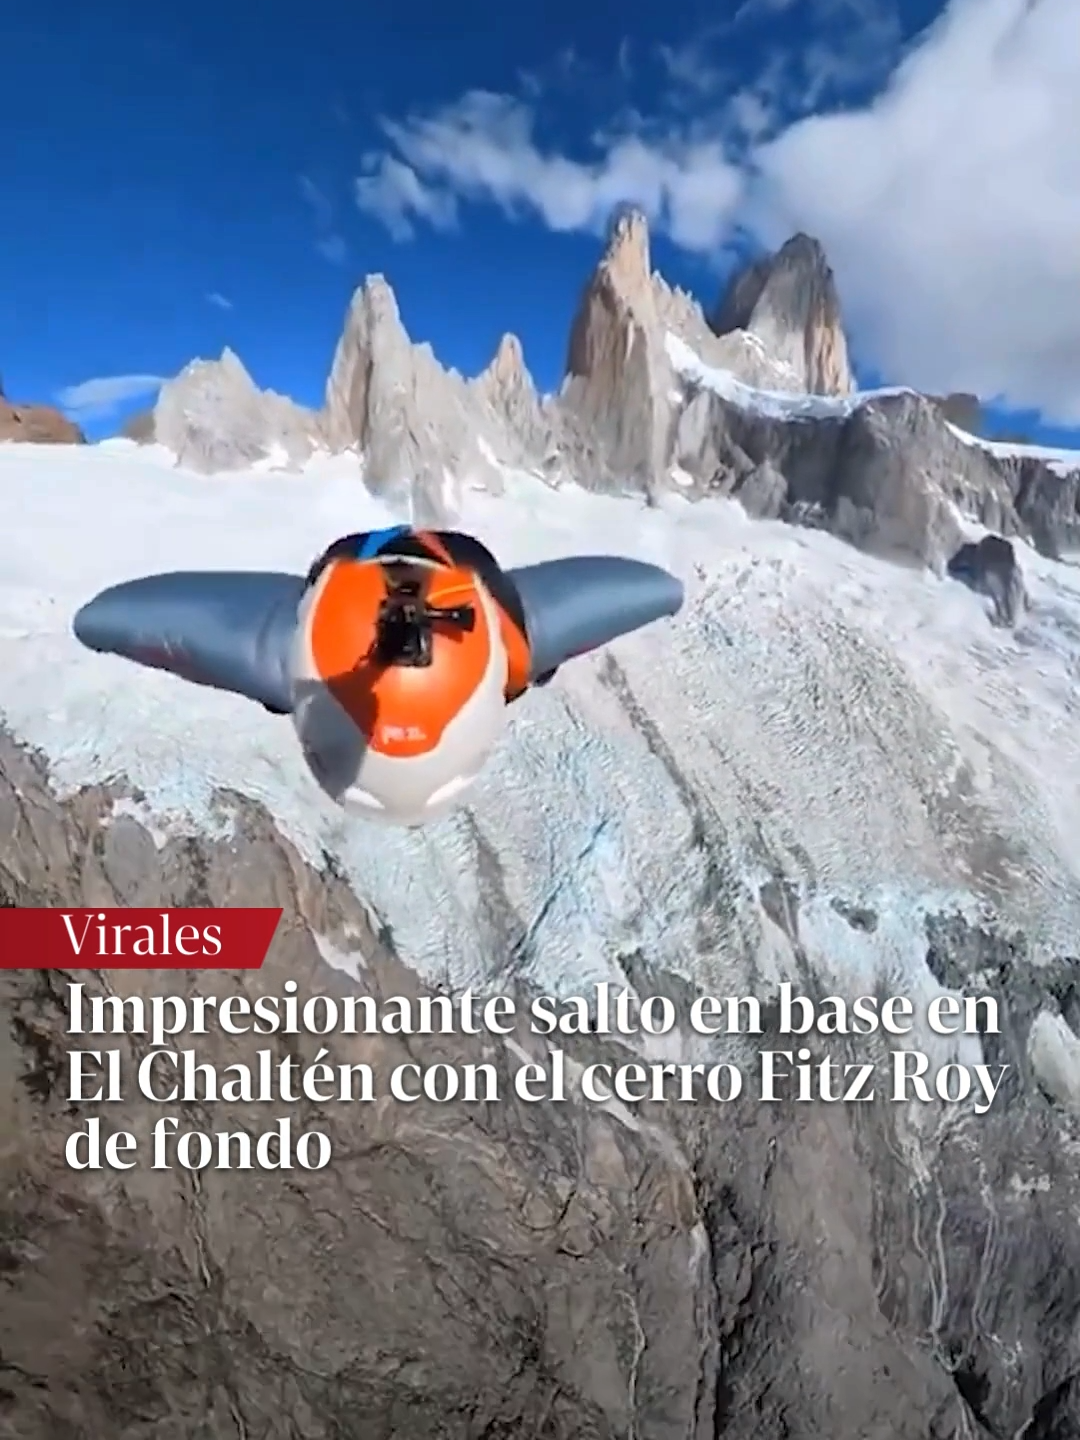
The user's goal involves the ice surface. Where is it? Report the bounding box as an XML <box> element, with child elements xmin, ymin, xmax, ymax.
<box><xmin>945</xmin><ymin>422</ymin><xmax>1080</xmax><ymax>479</ymax></box>
<box><xmin>665</xmin><ymin>332</ymin><xmax>907</xmax><ymax>421</ymax></box>
<box><xmin>1</xmin><ymin>437</ymin><xmax>1079</xmax><ymax>1005</ymax></box>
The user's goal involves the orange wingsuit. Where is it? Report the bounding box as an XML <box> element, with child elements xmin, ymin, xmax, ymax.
<box><xmin>301</xmin><ymin>527</ymin><xmax>533</xmax><ymax>761</ymax></box>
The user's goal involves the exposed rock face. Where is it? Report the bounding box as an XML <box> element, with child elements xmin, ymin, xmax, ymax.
<box><xmin>320</xmin><ymin>277</ymin><xmax>553</xmax><ymax>519</ymax></box>
<box><xmin>471</xmin><ymin>331</ymin><xmax>554</xmax><ymax>472</ymax></box>
<box><xmin>948</xmin><ymin>534</ymin><xmax>1030</xmax><ymax>627</ymax></box>
<box><xmin>711</xmin><ymin>233</ymin><xmax>855</xmax><ymax>397</ymax></box>
<box><xmin>119</xmin><ymin>407</ymin><xmax>156</xmax><ymax>443</ymax></box>
<box><xmin>1003</xmin><ymin>453</ymin><xmax>1080</xmax><ymax>560</ymax></box>
<box><xmin>929</xmin><ymin>391</ymin><xmax>983</xmax><ymax>436</ymax></box>
<box><xmin>560</xmin><ymin>209</ymin><xmax>676</xmax><ymax>491</ymax></box>
<box><xmin>557</xmin><ymin>212</ymin><xmax>819</xmax><ymax>495</ymax></box>
<box><xmin>3</xmin><ymin>723</ymin><xmax>1080</xmax><ymax>1440</ymax></box>
<box><xmin>151</xmin><ymin>349</ymin><xmax>320</xmax><ymax>473</ymax></box>
<box><xmin>131</xmin><ymin>211</ymin><xmax>1080</xmax><ymax>565</ymax></box>
<box><xmin>668</xmin><ymin>357</ymin><xmax>1023</xmax><ymax>566</ymax></box>
<box><xmin>664</xmin><ymin>331</ymin><xmax>1080</xmax><ymax>566</ymax></box>
<box><xmin>0</xmin><ymin>397</ymin><xmax>84</xmax><ymax>444</ymax></box>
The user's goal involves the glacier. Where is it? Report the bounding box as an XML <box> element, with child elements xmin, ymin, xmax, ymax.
<box><xmin>666</xmin><ymin>331</ymin><xmax>1080</xmax><ymax>479</ymax></box>
<box><xmin>1</xmin><ymin>433</ymin><xmax>1078</xmax><ymax>1013</ymax></box>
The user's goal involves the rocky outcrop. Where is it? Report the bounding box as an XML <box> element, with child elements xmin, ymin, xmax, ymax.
<box><xmin>559</xmin><ymin>209</ymin><xmax>677</xmax><ymax>492</ymax></box>
<box><xmin>667</xmin><ymin>351</ymin><xmax>1023</xmax><ymax>566</ymax></box>
<box><xmin>1000</xmin><ymin>452</ymin><xmax>1080</xmax><ymax>560</ymax></box>
<box><xmin>929</xmin><ymin>392</ymin><xmax>983</xmax><ymax>436</ymax></box>
<box><xmin>948</xmin><ymin>534</ymin><xmax>1030</xmax><ymax>627</ymax></box>
<box><xmin>557</xmin><ymin>212</ymin><xmax>821</xmax><ymax>496</ymax></box>
<box><xmin>124</xmin><ymin>212</ymin><xmax>1080</xmax><ymax>565</ymax></box>
<box><xmin>711</xmin><ymin>233</ymin><xmax>854</xmax><ymax>397</ymax></box>
<box><xmin>119</xmin><ymin>407</ymin><xmax>156</xmax><ymax>443</ymax></box>
<box><xmin>150</xmin><ymin>349</ymin><xmax>321</xmax><ymax>474</ymax></box>
<box><xmin>3</xmin><ymin>717</ymin><xmax>1080</xmax><ymax>1440</ymax></box>
<box><xmin>0</xmin><ymin>397</ymin><xmax>85</xmax><ymax>444</ymax></box>
<box><xmin>471</xmin><ymin>332</ymin><xmax>555</xmax><ymax>472</ymax></box>
<box><xmin>319</xmin><ymin>277</ymin><xmax>551</xmax><ymax>518</ymax></box>
<box><xmin>665</xmin><ymin>333</ymin><xmax>1080</xmax><ymax>567</ymax></box>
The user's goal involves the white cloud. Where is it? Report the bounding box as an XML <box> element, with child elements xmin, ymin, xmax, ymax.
<box><xmin>361</xmin><ymin>91</ymin><xmax>744</xmax><ymax>253</ymax></box>
<box><xmin>354</xmin><ymin>156</ymin><xmax>458</xmax><ymax>241</ymax></box>
<box><xmin>299</xmin><ymin>175</ymin><xmax>348</xmax><ymax>265</ymax></box>
<box><xmin>657</xmin><ymin>39</ymin><xmax>725</xmax><ymax>98</ymax></box>
<box><xmin>56</xmin><ymin>374</ymin><xmax>167</xmax><ymax>422</ymax></box>
<box><xmin>795</xmin><ymin>0</ymin><xmax>903</xmax><ymax>108</ymax></box>
<box><xmin>352</xmin><ymin>0</ymin><xmax>1080</xmax><ymax>423</ymax></box>
<box><xmin>662</xmin><ymin>0</ymin><xmax>902</xmax><ymax>129</ymax></box>
<box><xmin>752</xmin><ymin>0</ymin><xmax>1080</xmax><ymax>419</ymax></box>
<box><xmin>206</xmin><ymin>291</ymin><xmax>233</xmax><ymax>311</ymax></box>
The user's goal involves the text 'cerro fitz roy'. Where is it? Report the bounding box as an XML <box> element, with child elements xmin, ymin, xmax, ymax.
<box><xmin>57</xmin><ymin>907</ymin><xmax>1011</xmax><ymax>1173</ymax></box>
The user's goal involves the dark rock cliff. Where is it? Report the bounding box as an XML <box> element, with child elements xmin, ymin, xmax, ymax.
<box><xmin>2</xmin><ymin>727</ymin><xmax>1078</xmax><ymax>1440</ymax></box>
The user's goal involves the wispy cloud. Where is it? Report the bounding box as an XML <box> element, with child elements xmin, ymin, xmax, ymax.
<box><xmin>354</xmin><ymin>155</ymin><xmax>458</xmax><ymax>241</ymax></box>
<box><xmin>206</xmin><ymin>291</ymin><xmax>233</xmax><ymax>311</ymax></box>
<box><xmin>316</xmin><ymin>234</ymin><xmax>348</xmax><ymax>264</ymax></box>
<box><xmin>656</xmin><ymin>37</ymin><xmax>726</xmax><ymax>98</ymax></box>
<box><xmin>298</xmin><ymin>174</ymin><xmax>348</xmax><ymax>265</ymax></box>
<box><xmin>357</xmin><ymin>92</ymin><xmax>743</xmax><ymax>252</ymax></box>
<box><xmin>657</xmin><ymin>0</ymin><xmax>903</xmax><ymax>133</ymax></box>
<box><xmin>56</xmin><ymin>374</ymin><xmax>167</xmax><ymax>422</ymax></box>
<box><xmin>348</xmin><ymin>0</ymin><xmax>1080</xmax><ymax>423</ymax></box>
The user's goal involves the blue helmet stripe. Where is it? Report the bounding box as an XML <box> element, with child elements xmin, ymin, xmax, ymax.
<box><xmin>355</xmin><ymin>525</ymin><xmax>411</xmax><ymax>559</ymax></box>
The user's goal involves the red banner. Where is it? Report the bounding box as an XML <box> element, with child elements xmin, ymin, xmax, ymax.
<box><xmin>0</xmin><ymin>908</ymin><xmax>282</xmax><ymax>969</ymax></box>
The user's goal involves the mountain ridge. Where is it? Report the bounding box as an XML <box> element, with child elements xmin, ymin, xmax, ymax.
<box><xmin>110</xmin><ymin>212</ymin><xmax>1080</xmax><ymax>566</ymax></box>
<box><xmin>2</xmin><ymin>436</ymin><xmax>1080</xmax><ymax>1439</ymax></box>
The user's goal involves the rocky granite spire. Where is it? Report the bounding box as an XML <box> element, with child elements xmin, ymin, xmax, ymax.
<box><xmin>712</xmin><ymin>233</ymin><xmax>854</xmax><ymax>396</ymax></box>
<box><xmin>150</xmin><ymin>348</ymin><xmax>319</xmax><ymax>472</ymax></box>
<box><xmin>560</xmin><ymin>208</ymin><xmax>675</xmax><ymax>490</ymax></box>
<box><xmin>118</xmin><ymin>214</ymin><xmax>1079</xmax><ymax>561</ymax></box>
<box><xmin>471</xmin><ymin>331</ymin><xmax>553</xmax><ymax>467</ymax></box>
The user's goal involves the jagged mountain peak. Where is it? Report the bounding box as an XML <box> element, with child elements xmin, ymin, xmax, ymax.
<box><xmin>477</xmin><ymin>332</ymin><xmax>528</xmax><ymax>390</ymax></box>
<box><xmin>597</xmin><ymin>206</ymin><xmax>654</xmax><ymax>305</ymax></box>
<box><xmin>117</xmin><ymin>212</ymin><xmax>1079</xmax><ymax>563</ymax></box>
<box><xmin>774</xmin><ymin>231</ymin><xmax>831</xmax><ymax>266</ymax></box>
<box><xmin>346</xmin><ymin>272</ymin><xmax>403</xmax><ymax>328</ymax></box>
<box><xmin>712</xmin><ymin>233</ymin><xmax>854</xmax><ymax>396</ymax></box>
<box><xmin>146</xmin><ymin>345</ymin><xmax>318</xmax><ymax>473</ymax></box>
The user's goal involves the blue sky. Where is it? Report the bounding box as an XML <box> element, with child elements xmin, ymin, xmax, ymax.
<box><xmin>4</xmin><ymin>0</ymin><xmax>1079</xmax><ymax>448</ymax></box>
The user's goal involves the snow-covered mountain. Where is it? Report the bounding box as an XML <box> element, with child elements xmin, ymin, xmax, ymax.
<box><xmin>4</xmin><ymin>438</ymin><xmax>1079</xmax><ymax>993</ymax></box>
<box><xmin>5</xmin><ymin>220</ymin><xmax>1080</xmax><ymax>1440</ymax></box>
<box><xmin>129</xmin><ymin>212</ymin><xmax>1080</xmax><ymax>562</ymax></box>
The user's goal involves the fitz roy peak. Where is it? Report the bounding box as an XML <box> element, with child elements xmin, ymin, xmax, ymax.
<box><xmin>136</xmin><ymin>211</ymin><xmax>1080</xmax><ymax>566</ymax></box>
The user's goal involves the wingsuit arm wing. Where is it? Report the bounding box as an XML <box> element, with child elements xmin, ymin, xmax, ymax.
<box><xmin>71</xmin><ymin>553</ymin><xmax>684</xmax><ymax>715</ymax></box>
<box><xmin>72</xmin><ymin>571</ymin><xmax>306</xmax><ymax>715</ymax></box>
<box><xmin>504</xmin><ymin>556</ymin><xmax>684</xmax><ymax>683</ymax></box>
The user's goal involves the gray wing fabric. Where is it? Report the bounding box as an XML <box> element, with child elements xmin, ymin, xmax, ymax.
<box><xmin>72</xmin><ymin>572</ymin><xmax>305</xmax><ymax>715</ymax></box>
<box><xmin>70</xmin><ymin>554</ymin><xmax>683</xmax><ymax>716</ymax></box>
<box><xmin>506</xmin><ymin>556</ymin><xmax>683</xmax><ymax>683</ymax></box>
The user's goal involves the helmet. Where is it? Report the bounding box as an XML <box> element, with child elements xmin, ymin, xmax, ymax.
<box><xmin>288</xmin><ymin>551</ymin><xmax>508</xmax><ymax>825</ymax></box>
